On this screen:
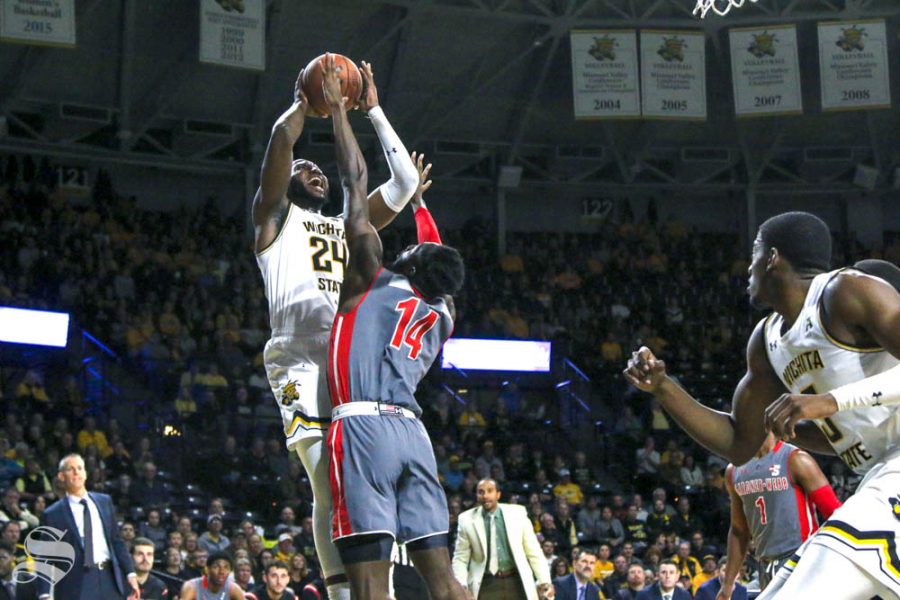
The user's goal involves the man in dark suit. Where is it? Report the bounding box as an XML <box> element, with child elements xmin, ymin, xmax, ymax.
<box><xmin>552</xmin><ymin>549</ymin><xmax>602</xmax><ymax>600</ymax></box>
<box><xmin>694</xmin><ymin>558</ymin><xmax>748</xmax><ymax>600</ymax></box>
<box><xmin>636</xmin><ymin>560</ymin><xmax>690</xmax><ymax>600</ymax></box>
<box><xmin>0</xmin><ymin>541</ymin><xmax>16</xmax><ymax>600</ymax></box>
<box><xmin>613</xmin><ymin>562</ymin><xmax>647</xmax><ymax>600</ymax></box>
<box><xmin>38</xmin><ymin>453</ymin><xmax>139</xmax><ymax>600</ymax></box>
<box><xmin>1</xmin><ymin>539</ymin><xmax>38</xmax><ymax>600</ymax></box>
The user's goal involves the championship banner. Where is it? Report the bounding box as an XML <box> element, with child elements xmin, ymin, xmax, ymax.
<box><xmin>199</xmin><ymin>0</ymin><xmax>265</xmax><ymax>71</ymax></box>
<box><xmin>729</xmin><ymin>25</ymin><xmax>802</xmax><ymax>117</ymax></box>
<box><xmin>640</xmin><ymin>30</ymin><xmax>707</xmax><ymax>120</ymax></box>
<box><xmin>818</xmin><ymin>20</ymin><xmax>891</xmax><ymax>111</ymax></box>
<box><xmin>570</xmin><ymin>30</ymin><xmax>640</xmax><ymax>119</ymax></box>
<box><xmin>0</xmin><ymin>0</ymin><xmax>76</xmax><ymax>47</ymax></box>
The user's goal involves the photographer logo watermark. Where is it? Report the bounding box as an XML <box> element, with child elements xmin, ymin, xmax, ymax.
<box><xmin>12</xmin><ymin>526</ymin><xmax>75</xmax><ymax>586</ymax></box>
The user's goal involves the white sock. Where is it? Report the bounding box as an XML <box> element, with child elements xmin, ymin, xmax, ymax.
<box><xmin>326</xmin><ymin>581</ymin><xmax>351</xmax><ymax>600</ymax></box>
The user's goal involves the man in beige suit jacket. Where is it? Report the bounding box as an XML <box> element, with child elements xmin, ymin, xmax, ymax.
<box><xmin>452</xmin><ymin>479</ymin><xmax>552</xmax><ymax>600</ymax></box>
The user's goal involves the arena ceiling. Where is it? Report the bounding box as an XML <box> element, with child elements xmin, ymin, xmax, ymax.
<box><xmin>1</xmin><ymin>0</ymin><xmax>899</xmax><ymax>195</ymax></box>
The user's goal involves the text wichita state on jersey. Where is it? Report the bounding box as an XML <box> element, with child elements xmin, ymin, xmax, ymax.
<box><xmin>303</xmin><ymin>217</ymin><xmax>347</xmax><ymax>295</ymax></box>
<box><xmin>775</xmin><ymin>345</ymin><xmax>874</xmax><ymax>470</ymax></box>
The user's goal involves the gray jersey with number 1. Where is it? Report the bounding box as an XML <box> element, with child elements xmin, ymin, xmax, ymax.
<box><xmin>731</xmin><ymin>441</ymin><xmax>816</xmax><ymax>559</ymax></box>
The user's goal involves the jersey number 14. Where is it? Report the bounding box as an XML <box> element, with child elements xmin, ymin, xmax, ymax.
<box><xmin>390</xmin><ymin>298</ymin><xmax>439</xmax><ymax>360</ymax></box>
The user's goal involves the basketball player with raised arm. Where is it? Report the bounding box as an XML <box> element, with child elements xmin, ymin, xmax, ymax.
<box><xmin>253</xmin><ymin>58</ymin><xmax>418</xmax><ymax>600</ymax></box>
<box><xmin>719</xmin><ymin>433</ymin><xmax>840</xmax><ymax>598</ymax></box>
<box><xmin>319</xmin><ymin>54</ymin><xmax>468</xmax><ymax>600</ymax></box>
<box><xmin>625</xmin><ymin>212</ymin><xmax>900</xmax><ymax>598</ymax></box>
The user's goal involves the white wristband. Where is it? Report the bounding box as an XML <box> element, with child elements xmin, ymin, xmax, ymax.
<box><xmin>368</xmin><ymin>106</ymin><xmax>417</xmax><ymax>212</ymax></box>
<box><xmin>830</xmin><ymin>363</ymin><xmax>900</xmax><ymax>411</ymax></box>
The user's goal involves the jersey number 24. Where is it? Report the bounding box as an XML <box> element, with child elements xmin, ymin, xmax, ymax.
<box><xmin>310</xmin><ymin>236</ymin><xmax>347</xmax><ymax>275</ymax></box>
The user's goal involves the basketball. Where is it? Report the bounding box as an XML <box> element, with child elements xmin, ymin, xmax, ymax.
<box><xmin>300</xmin><ymin>53</ymin><xmax>363</xmax><ymax>117</ymax></box>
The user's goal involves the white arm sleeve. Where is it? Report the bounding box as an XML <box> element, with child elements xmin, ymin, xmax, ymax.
<box><xmin>831</xmin><ymin>363</ymin><xmax>900</xmax><ymax>411</ymax></box>
<box><xmin>368</xmin><ymin>106</ymin><xmax>418</xmax><ymax>212</ymax></box>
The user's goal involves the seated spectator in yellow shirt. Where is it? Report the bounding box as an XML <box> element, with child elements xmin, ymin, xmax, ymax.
<box><xmin>458</xmin><ymin>407</ymin><xmax>487</xmax><ymax>429</ymax></box>
<box><xmin>600</xmin><ymin>332</ymin><xmax>623</xmax><ymax>363</ymax></box>
<box><xmin>645</xmin><ymin>329</ymin><xmax>668</xmax><ymax>356</ymax></box>
<box><xmin>175</xmin><ymin>387</ymin><xmax>198</xmax><ymax>418</ymax></box>
<box><xmin>500</xmin><ymin>250</ymin><xmax>524</xmax><ymax>273</ymax></box>
<box><xmin>552</xmin><ymin>268</ymin><xmax>582</xmax><ymax>290</ymax></box>
<box><xmin>158</xmin><ymin>301</ymin><xmax>182</xmax><ymax>339</ymax></box>
<box><xmin>552</xmin><ymin>469</ymin><xmax>584</xmax><ymax>506</ymax></box>
<box><xmin>15</xmin><ymin>370</ymin><xmax>49</xmax><ymax>405</ymax></box>
<box><xmin>196</xmin><ymin>363</ymin><xmax>229</xmax><ymax>389</ymax></box>
<box><xmin>691</xmin><ymin>555</ymin><xmax>718</xmax><ymax>593</ymax></box>
<box><xmin>673</xmin><ymin>542</ymin><xmax>702</xmax><ymax>580</ymax></box>
<box><xmin>592</xmin><ymin>543</ymin><xmax>615</xmax><ymax>583</ymax></box>
<box><xmin>504</xmin><ymin>308</ymin><xmax>529</xmax><ymax>339</ymax></box>
<box><xmin>77</xmin><ymin>416</ymin><xmax>112</xmax><ymax>458</ymax></box>
<box><xmin>273</xmin><ymin>533</ymin><xmax>295</xmax><ymax>564</ymax></box>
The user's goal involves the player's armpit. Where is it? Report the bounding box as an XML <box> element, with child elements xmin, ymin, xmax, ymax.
<box><xmin>824</xmin><ymin>271</ymin><xmax>900</xmax><ymax>356</ymax></box>
<box><xmin>251</xmin><ymin>188</ymin><xmax>291</xmax><ymax>253</ymax></box>
<box><xmin>852</xmin><ymin>278</ymin><xmax>900</xmax><ymax>357</ymax></box>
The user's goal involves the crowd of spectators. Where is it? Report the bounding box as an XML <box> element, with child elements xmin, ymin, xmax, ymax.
<box><xmin>0</xmin><ymin>154</ymin><xmax>880</xmax><ymax>598</ymax></box>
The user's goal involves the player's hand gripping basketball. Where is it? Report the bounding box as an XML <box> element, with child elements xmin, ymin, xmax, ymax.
<box><xmin>321</xmin><ymin>53</ymin><xmax>348</xmax><ymax>112</ymax></box>
<box><xmin>410</xmin><ymin>151</ymin><xmax>432</xmax><ymax>210</ymax></box>
<box><xmin>293</xmin><ymin>69</ymin><xmax>320</xmax><ymax>118</ymax></box>
<box><xmin>765</xmin><ymin>392</ymin><xmax>838</xmax><ymax>440</ymax></box>
<box><xmin>357</xmin><ymin>60</ymin><xmax>379</xmax><ymax>112</ymax></box>
<box><xmin>623</xmin><ymin>346</ymin><xmax>668</xmax><ymax>393</ymax></box>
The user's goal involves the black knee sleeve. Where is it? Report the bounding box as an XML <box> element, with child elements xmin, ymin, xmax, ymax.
<box><xmin>406</xmin><ymin>533</ymin><xmax>448</xmax><ymax>553</ymax></box>
<box><xmin>335</xmin><ymin>533</ymin><xmax>394</xmax><ymax>564</ymax></box>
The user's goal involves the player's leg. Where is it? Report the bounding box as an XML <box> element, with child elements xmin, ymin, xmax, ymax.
<box><xmin>329</xmin><ymin>415</ymin><xmax>404</xmax><ymax>598</ymax></box>
<box><xmin>408</xmin><ymin>541</ymin><xmax>469</xmax><ymax>600</ymax></box>
<box><xmin>757</xmin><ymin>544</ymin><xmax>805</xmax><ymax>596</ymax></box>
<box><xmin>335</xmin><ymin>533</ymin><xmax>393</xmax><ymax>600</ymax></box>
<box><xmin>755</xmin><ymin>552</ymin><xmax>798</xmax><ymax>599</ymax></box>
<box><xmin>263</xmin><ymin>334</ymin><xmax>350</xmax><ymax>600</ymax></box>
<box><xmin>277</xmin><ymin>335</ymin><xmax>350</xmax><ymax>599</ymax></box>
<box><xmin>759</xmin><ymin>542</ymin><xmax>890</xmax><ymax>599</ymax></box>
<box><xmin>400</xmin><ymin>419</ymin><xmax>468</xmax><ymax>599</ymax></box>
<box><xmin>294</xmin><ymin>436</ymin><xmax>349</xmax><ymax>596</ymax></box>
